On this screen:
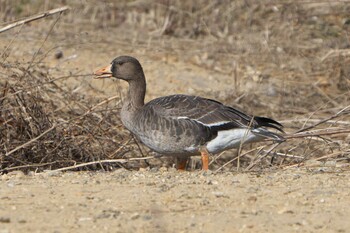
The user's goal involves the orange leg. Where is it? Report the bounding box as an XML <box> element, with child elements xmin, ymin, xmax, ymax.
<box><xmin>176</xmin><ymin>157</ymin><xmax>188</xmax><ymax>171</ymax></box>
<box><xmin>200</xmin><ymin>150</ymin><xmax>209</xmax><ymax>171</ymax></box>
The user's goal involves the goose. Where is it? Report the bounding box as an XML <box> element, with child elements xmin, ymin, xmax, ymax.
<box><xmin>94</xmin><ymin>56</ymin><xmax>284</xmax><ymax>170</ymax></box>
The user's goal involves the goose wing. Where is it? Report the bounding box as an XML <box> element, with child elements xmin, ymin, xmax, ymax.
<box><xmin>146</xmin><ymin>94</ymin><xmax>283</xmax><ymax>132</ymax></box>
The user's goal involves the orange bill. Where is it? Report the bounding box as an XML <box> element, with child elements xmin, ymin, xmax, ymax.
<box><xmin>94</xmin><ymin>64</ymin><xmax>112</xmax><ymax>79</ymax></box>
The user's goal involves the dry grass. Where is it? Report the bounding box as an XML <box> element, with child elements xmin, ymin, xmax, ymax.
<box><xmin>0</xmin><ymin>0</ymin><xmax>349</xmax><ymax>173</ymax></box>
<box><xmin>0</xmin><ymin>62</ymin><xmax>138</xmax><ymax>172</ymax></box>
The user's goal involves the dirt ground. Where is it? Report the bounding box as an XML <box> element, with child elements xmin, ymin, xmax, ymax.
<box><xmin>1</xmin><ymin>169</ymin><xmax>350</xmax><ymax>233</ymax></box>
<box><xmin>1</xmin><ymin>1</ymin><xmax>350</xmax><ymax>233</ymax></box>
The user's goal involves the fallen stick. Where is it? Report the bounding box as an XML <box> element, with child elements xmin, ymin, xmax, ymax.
<box><xmin>0</xmin><ymin>161</ymin><xmax>58</xmax><ymax>173</ymax></box>
<box><xmin>245</xmin><ymin>142</ymin><xmax>282</xmax><ymax>171</ymax></box>
<box><xmin>0</xmin><ymin>6</ymin><xmax>69</xmax><ymax>33</ymax></box>
<box><xmin>295</xmin><ymin>105</ymin><xmax>350</xmax><ymax>133</ymax></box>
<box><xmin>284</xmin><ymin>128</ymin><xmax>350</xmax><ymax>140</ymax></box>
<box><xmin>321</xmin><ymin>49</ymin><xmax>350</xmax><ymax>62</ymax></box>
<box><xmin>46</xmin><ymin>156</ymin><xmax>156</xmax><ymax>173</ymax></box>
<box><xmin>4</xmin><ymin>124</ymin><xmax>56</xmax><ymax>157</ymax></box>
<box><xmin>282</xmin><ymin>151</ymin><xmax>345</xmax><ymax>169</ymax></box>
<box><xmin>214</xmin><ymin>145</ymin><xmax>267</xmax><ymax>173</ymax></box>
<box><xmin>279</xmin><ymin>119</ymin><xmax>350</xmax><ymax>126</ymax></box>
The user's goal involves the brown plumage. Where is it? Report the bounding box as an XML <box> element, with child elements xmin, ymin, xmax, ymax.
<box><xmin>94</xmin><ymin>56</ymin><xmax>284</xmax><ymax>170</ymax></box>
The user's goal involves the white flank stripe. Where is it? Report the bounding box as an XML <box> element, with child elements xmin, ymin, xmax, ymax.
<box><xmin>206</xmin><ymin>128</ymin><xmax>261</xmax><ymax>154</ymax></box>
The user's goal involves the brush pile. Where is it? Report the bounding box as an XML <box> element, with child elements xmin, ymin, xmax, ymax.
<box><xmin>0</xmin><ymin>62</ymin><xmax>135</xmax><ymax>173</ymax></box>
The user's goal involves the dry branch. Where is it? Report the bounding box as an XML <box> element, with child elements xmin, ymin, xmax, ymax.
<box><xmin>296</xmin><ymin>105</ymin><xmax>350</xmax><ymax>133</ymax></box>
<box><xmin>0</xmin><ymin>6</ymin><xmax>69</xmax><ymax>33</ymax></box>
<box><xmin>47</xmin><ymin>156</ymin><xmax>156</xmax><ymax>173</ymax></box>
<box><xmin>4</xmin><ymin>125</ymin><xmax>56</xmax><ymax>157</ymax></box>
<box><xmin>285</xmin><ymin>128</ymin><xmax>350</xmax><ymax>140</ymax></box>
<box><xmin>321</xmin><ymin>49</ymin><xmax>350</xmax><ymax>62</ymax></box>
<box><xmin>282</xmin><ymin>151</ymin><xmax>346</xmax><ymax>169</ymax></box>
<box><xmin>245</xmin><ymin>143</ymin><xmax>282</xmax><ymax>171</ymax></box>
<box><xmin>214</xmin><ymin>145</ymin><xmax>266</xmax><ymax>172</ymax></box>
<box><xmin>0</xmin><ymin>63</ymin><xmax>131</xmax><ymax>173</ymax></box>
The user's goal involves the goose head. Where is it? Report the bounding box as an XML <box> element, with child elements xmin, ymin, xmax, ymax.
<box><xmin>94</xmin><ymin>56</ymin><xmax>144</xmax><ymax>82</ymax></box>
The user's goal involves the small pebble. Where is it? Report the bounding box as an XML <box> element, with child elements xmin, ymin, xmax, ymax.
<box><xmin>207</xmin><ymin>180</ymin><xmax>218</xmax><ymax>185</ymax></box>
<box><xmin>138</xmin><ymin>168</ymin><xmax>148</xmax><ymax>172</ymax></box>
<box><xmin>78</xmin><ymin>217</ymin><xmax>92</xmax><ymax>222</ymax></box>
<box><xmin>55</xmin><ymin>50</ymin><xmax>63</xmax><ymax>59</ymax></box>
<box><xmin>7</xmin><ymin>181</ymin><xmax>15</xmax><ymax>188</ymax></box>
<box><xmin>18</xmin><ymin>219</ymin><xmax>27</xmax><ymax>224</ymax></box>
<box><xmin>325</xmin><ymin>161</ymin><xmax>336</xmax><ymax>167</ymax></box>
<box><xmin>304</xmin><ymin>160</ymin><xmax>323</xmax><ymax>167</ymax></box>
<box><xmin>0</xmin><ymin>217</ymin><xmax>10</xmax><ymax>223</ymax></box>
<box><xmin>40</xmin><ymin>170</ymin><xmax>62</xmax><ymax>178</ymax></box>
<box><xmin>7</xmin><ymin>170</ymin><xmax>25</xmax><ymax>178</ymax></box>
<box><xmin>278</xmin><ymin>208</ymin><xmax>294</xmax><ymax>214</ymax></box>
<box><xmin>142</xmin><ymin>215</ymin><xmax>152</xmax><ymax>221</ymax></box>
<box><xmin>27</xmin><ymin>171</ymin><xmax>36</xmax><ymax>176</ymax></box>
<box><xmin>1</xmin><ymin>174</ymin><xmax>9</xmax><ymax>181</ymax></box>
<box><xmin>201</xmin><ymin>170</ymin><xmax>213</xmax><ymax>176</ymax></box>
<box><xmin>130</xmin><ymin>213</ymin><xmax>140</xmax><ymax>220</ymax></box>
<box><xmin>247</xmin><ymin>196</ymin><xmax>257</xmax><ymax>202</ymax></box>
<box><xmin>212</xmin><ymin>191</ymin><xmax>227</xmax><ymax>198</ymax></box>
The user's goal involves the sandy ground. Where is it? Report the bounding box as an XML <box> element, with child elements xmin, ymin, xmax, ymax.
<box><xmin>1</xmin><ymin>169</ymin><xmax>350</xmax><ymax>233</ymax></box>
<box><xmin>1</xmin><ymin>1</ymin><xmax>350</xmax><ymax>233</ymax></box>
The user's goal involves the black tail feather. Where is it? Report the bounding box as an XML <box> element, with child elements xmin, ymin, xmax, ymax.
<box><xmin>252</xmin><ymin>128</ymin><xmax>285</xmax><ymax>142</ymax></box>
<box><xmin>254</xmin><ymin>116</ymin><xmax>284</xmax><ymax>133</ymax></box>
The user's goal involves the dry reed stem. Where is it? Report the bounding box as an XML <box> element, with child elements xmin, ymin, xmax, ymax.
<box><xmin>285</xmin><ymin>128</ymin><xmax>350</xmax><ymax>140</ymax></box>
<box><xmin>0</xmin><ymin>6</ymin><xmax>69</xmax><ymax>33</ymax></box>
<box><xmin>282</xmin><ymin>151</ymin><xmax>346</xmax><ymax>169</ymax></box>
<box><xmin>245</xmin><ymin>143</ymin><xmax>282</xmax><ymax>171</ymax></box>
<box><xmin>47</xmin><ymin>156</ymin><xmax>156</xmax><ymax>173</ymax></box>
<box><xmin>214</xmin><ymin>145</ymin><xmax>266</xmax><ymax>173</ymax></box>
<box><xmin>296</xmin><ymin>105</ymin><xmax>350</xmax><ymax>133</ymax></box>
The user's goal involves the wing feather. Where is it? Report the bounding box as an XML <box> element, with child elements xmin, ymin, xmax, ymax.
<box><xmin>145</xmin><ymin>94</ymin><xmax>266</xmax><ymax>130</ymax></box>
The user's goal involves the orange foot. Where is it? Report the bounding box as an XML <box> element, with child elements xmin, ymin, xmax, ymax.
<box><xmin>176</xmin><ymin>157</ymin><xmax>188</xmax><ymax>171</ymax></box>
<box><xmin>200</xmin><ymin>149</ymin><xmax>209</xmax><ymax>171</ymax></box>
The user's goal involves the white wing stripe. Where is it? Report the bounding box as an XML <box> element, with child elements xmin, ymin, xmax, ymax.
<box><xmin>177</xmin><ymin>116</ymin><xmax>231</xmax><ymax>127</ymax></box>
<box><xmin>177</xmin><ymin>116</ymin><xmax>190</xmax><ymax>120</ymax></box>
<box><xmin>193</xmin><ymin>119</ymin><xmax>231</xmax><ymax>127</ymax></box>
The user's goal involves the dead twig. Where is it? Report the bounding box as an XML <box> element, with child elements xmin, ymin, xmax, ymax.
<box><xmin>321</xmin><ymin>49</ymin><xmax>350</xmax><ymax>62</ymax></box>
<box><xmin>245</xmin><ymin>142</ymin><xmax>282</xmax><ymax>171</ymax></box>
<box><xmin>26</xmin><ymin>10</ymin><xmax>63</xmax><ymax>72</ymax></box>
<box><xmin>0</xmin><ymin>161</ymin><xmax>58</xmax><ymax>173</ymax></box>
<box><xmin>296</xmin><ymin>105</ymin><xmax>350</xmax><ymax>133</ymax></box>
<box><xmin>0</xmin><ymin>6</ymin><xmax>69</xmax><ymax>33</ymax></box>
<box><xmin>46</xmin><ymin>156</ymin><xmax>156</xmax><ymax>173</ymax></box>
<box><xmin>214</xmin><ymin>145</ymin><xmax>266</xmax><ymax>173</ymax></box>
<box><xmin>282</xmin><ymin>151</ymin><xmax>346</xmax><ymax>169</ymax></box>
<box><xmin>82</xmin><ymin>95</ymin><xmax>121</xmax><ymax>117</ymax></box>
<box><xmin>263</xmin><ymin>151</ymin><xmax>304</xmax><ymax>159</ymax></box>
<box><xmin>279</xmin><ymin>119</ymin><xmax>350</xmax><ymax>126</ymax></box>
<box><xmin>285</xmin><ymin>128</ymin><xmax>350</xmax><ymax>140</ymax></box>
<box><xmin>4</xmin><ymin>124</ymin><xmax>56</xmax><ymax>157</ymax></box>
<box><xmin>107</xmin><ymin>137</ymin><xmax>133</xmax><ymax>158</ymax></box>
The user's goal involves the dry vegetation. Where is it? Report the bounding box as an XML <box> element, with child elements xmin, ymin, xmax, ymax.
<box><xmin>0</xmin><ymin>0</ymin><xmax>349</xmax><ymax>173</ymax></box>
